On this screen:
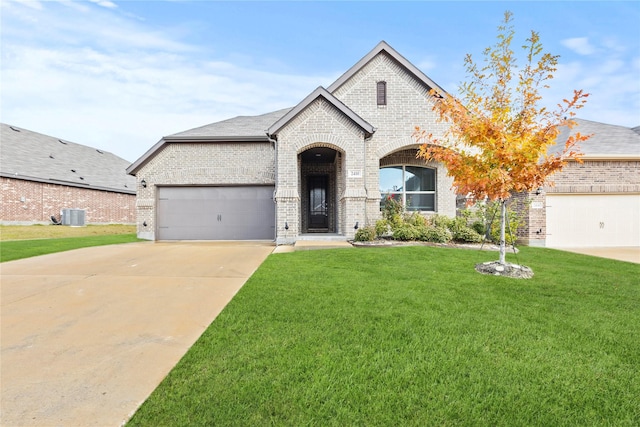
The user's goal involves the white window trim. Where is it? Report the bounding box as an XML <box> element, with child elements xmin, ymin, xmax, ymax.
<box><xmin>380</xmin><ymin>165</ymin><xmax>437</xmax><ymax>212</ymax></box>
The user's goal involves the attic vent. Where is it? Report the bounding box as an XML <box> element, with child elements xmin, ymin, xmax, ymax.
<box><xmin>377</xmin><ymin>81</ymin><xmax>387</xmax><ymax>106</ymax></box>
<box><xmin>49</xmin><ymin>154</ymin><xmax>55</xmax><ymax>159</ymax></box>
<box><xmin>71</xmin><ymin>169</ymin><xmax>76</xmax><ymax>173</ymax></box>
<box><xmin>10</xmin><ymin>126</ymin><xmax>21</xmax><ymax>132</ymax></box>
<box><xmin>96</xmin><ymin>149</ymin><xmax>104</xmax><ymax>154</ymax></box>
<box><xmin>79</xmin><ymin>177</ymin><xmax>85</xmax><ymax>180</ymax></box>
<box><xmin>59</xmin><ymin>139</ymin><xmax>68</xmax><ymax>145</ymax></box>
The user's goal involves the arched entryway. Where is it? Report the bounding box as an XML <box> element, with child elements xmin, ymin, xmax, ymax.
<box><xmin>299</xmin><ymin>146</ymin><xmax>341</xmax><ymax>234</ymax></box>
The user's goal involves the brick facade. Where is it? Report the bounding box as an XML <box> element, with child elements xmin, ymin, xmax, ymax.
<box><xmin>1</xmin><ymin>177</ymin><xmax>135</xmax><ymax>224</ymax></box>
<box><xmin>131</xmin><ymin>48</ymin><xmax>457</xmax><ymax>243</ymax></box>
<box><xmin>133</xmin><ymin>141</ymin><xmax>275</xmax><ymax>240</ymax></box>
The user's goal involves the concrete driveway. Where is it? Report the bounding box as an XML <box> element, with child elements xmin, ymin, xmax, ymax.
<box><xmin>558</xmin><ymin>247</ymin><xmax>640</xmax><ymax>264</ymax></box>
<box><xmin>1</xmin><ymin>241</ymin><xmax>274</xmax><ymax>427</ymax></box>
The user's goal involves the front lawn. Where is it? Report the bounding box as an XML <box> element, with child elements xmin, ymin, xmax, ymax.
<box><xmin>0</xmin><ymin>234</ymin><xmax>140</xmax><ymax>262</ymax></box>
<box><xmin>127</xmin><ymin>246</ymin><xmax>639</xmax><ymax>426</ymax></box>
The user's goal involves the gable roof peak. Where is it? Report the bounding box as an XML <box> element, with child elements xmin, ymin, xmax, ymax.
<box><xmin>327</xmin><ymin>40</ymin><xmax>447</xmax><ymax>97</ymax></box>
<box><xmin>267</xmin><ymin>86</ymin><xmax>375</xmax><ymax>137</ymax></box>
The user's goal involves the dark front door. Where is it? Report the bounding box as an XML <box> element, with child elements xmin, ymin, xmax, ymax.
<box><xmin>308</xmin><ymin>175</ymin><xmax>329</xmax><ymax>230</ymax></box>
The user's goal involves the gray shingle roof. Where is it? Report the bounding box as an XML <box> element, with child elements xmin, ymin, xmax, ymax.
<box><xmin>552</xmin><ymin>119</ymin><xmax>640</xmax><ymax>157</ymax></box>
<box><xmin>167</xmin><ymin>108</ymin><xmax>292</xmax><ymax>140</ymax></box>
<box><xmin>1</xmin><ymin>123</ymin><xmax>136</xmax><ymax>193</ymax></box>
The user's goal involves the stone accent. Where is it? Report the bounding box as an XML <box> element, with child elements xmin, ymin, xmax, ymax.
<box><xmin>0</xmin><ymin>177</ymin><xmax>135</xmax><ymax>224</ymax></box>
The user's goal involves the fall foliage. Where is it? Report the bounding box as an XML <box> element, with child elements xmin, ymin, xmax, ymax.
<box><xmin>415</xmin><ymin>11</ymin><xmax>590</xmax><ymax>203</ymax></box>
<box><xmin>415</xmin><ymin>11</ymin><xmax>590</xmax><ymax>265</ymax></box>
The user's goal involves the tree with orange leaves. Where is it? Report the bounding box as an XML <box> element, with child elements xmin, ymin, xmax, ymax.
<box><xmin>415</xmin><ymin>11</ymin><xmax>590</xmax><ymax>267</ymax></box>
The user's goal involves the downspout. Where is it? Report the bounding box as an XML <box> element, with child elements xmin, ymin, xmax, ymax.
<box><xmin>267</xmin><ymin>133</ymin><xmax>279</xmax><ymax>245</ymax></box>
<box><xmin>363</xmin><ymin>130</ymin><xmax>375</xmax><ymax>227</ymax></box>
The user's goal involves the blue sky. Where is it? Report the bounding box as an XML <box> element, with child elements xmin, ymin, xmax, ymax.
<box><xmin>2</xmin><ymin>1</ymin><xmax>639</xmax><ymax>162</ymax></box>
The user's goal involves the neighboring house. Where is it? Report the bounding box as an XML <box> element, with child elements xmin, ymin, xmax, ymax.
<box><xmin>1</xmin><ymin>123</ymin><xmax>136</xmax><ymax>225</ymax></box>
<box><xmin>127</xmin><ymin>41</ymin><xmax>639</xmax><ymax>248</ymax></box>
<box><xmin>516</xmin><ymin>119</ymin><xmax>640</xmax><ymax>248</ymax></box>
<box><xmin>127</xmin><ymin>41</ymin><xmax>456</xmax><ymax>243</ymax></box>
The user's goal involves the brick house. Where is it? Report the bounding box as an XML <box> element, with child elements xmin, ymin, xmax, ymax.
<box><xmin>1</xmin><ymin>123</ymin><xmax>136</xmax><ymax>225</ymax></box>
<box><xmin>128</xmin><ymin>41</ymin><xmax>639</xmax><ymax>248</ymax></box>
<box><xmin>517</xmin><ymin>119</ymin><xmax>640</xmax><ymax>248</ymax></box>
<box><xmin>128</xmin><ymin>41</ymin><xmax>454</xmax><ymax>243</ymax></box>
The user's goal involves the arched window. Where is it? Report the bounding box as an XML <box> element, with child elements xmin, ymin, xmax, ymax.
<box><xmin>380</xmin><ymin>165</ymin><xmax>436</xmax><ymax>211</ymax></box>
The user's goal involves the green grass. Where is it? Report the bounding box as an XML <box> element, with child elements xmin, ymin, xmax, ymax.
<box><xmin>127</xmin><ymin>246</ymin><xmax>640</xmax><ymax>426</ymax></box>
<box><xmin>0</xmin><ymin>234</ymin><xmax>140</xmax><ymax>262</ymax></box>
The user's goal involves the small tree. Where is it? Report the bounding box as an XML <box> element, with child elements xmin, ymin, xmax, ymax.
<box><xmin>415</xmin><ymin>11</ymin><xmax>590</xmax><ymax>265</ymax></box>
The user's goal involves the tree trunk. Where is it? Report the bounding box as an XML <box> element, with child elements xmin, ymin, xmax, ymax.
<box><xmin>499</xmin><ymin>199</ymin><xmax>507</xmax><ymax>265</ymax></box>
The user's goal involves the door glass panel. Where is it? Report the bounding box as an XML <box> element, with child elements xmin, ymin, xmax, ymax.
<box><xmin>310</xmin><ymin>186</ymin><xmax>326</xmax><ymax>215</ymax></box>
<box><xmin>308</xmin><ymin>175</ymin><xmax>329</xmax><ymax>229</ymax></box>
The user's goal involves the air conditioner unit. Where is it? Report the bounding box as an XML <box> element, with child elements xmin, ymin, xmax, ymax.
<box><xmin>61</xmin><ymin>209</ymin><xmax>86</xmax><ymax>226</ymax></box>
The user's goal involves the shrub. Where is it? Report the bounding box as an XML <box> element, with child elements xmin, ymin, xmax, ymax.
<box><xmin>354</xmin><ymin>226</ymin><xmax>376</xmax><ymax>242</ymax></box>
<box><xmin>381</xmin><ymin>196</ymin><xmax>403</xmax><ymax>221</ymax></box>
<box><xmin>392</xmin><ymin>223</ymin><xmax>417</xmax><ymax>241</ymax></box>
<box><xmin>452</xmin><ymin>226</ymin><xmax>483</xmax><ymax>243</ymax></box>
<box><xmin>375</xmin><ymin>219</ymin><xmax>391</xmax><ymax>237</ymax></box>
<box><xmin>423</xmin><ymin>226</ymin><xmax>452</xmax><ymax>243</ymax></box>
<box><xmin>405</xmin><ymin>212</ymin><xmax>428</xmax><ymax>227</ymax></box>
<box><xmin>430</xmin><ymin>215</ymin><xmax>452</xmax><ymax>229</ymax></box>
<box><xmin>471</xmin><ymin>220</ymin><xmax>486</xmax><ymax>237</ymax></box>
<box><xmin>464</xmin><ymin>201</ymin><xmax>523</xmax><ymax>244</ymax></box>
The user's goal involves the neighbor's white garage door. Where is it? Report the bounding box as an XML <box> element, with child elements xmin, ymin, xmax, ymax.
<box><xmin>546</xmin><ymin>194</ymin><xmax>640</xmax><ymax>247</ymax></box>
<box><xmin>157</xmin><ymin>186</ymin><xmax>275</xmax><ymax>241</ymax></box>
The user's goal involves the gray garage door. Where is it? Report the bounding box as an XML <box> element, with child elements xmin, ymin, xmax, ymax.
<box><xmin>157</xmin><ymin>186</ymin><xmax>275</xmax><ymax>240</ymax></box>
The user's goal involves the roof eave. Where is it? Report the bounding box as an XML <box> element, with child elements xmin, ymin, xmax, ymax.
<box><xmin>1</xmin><ymin>172</ymin><xmax>136</xmax><ymax>195</ymax></box>
<box><xmin>569</xmin><ymin>154</ymin><xmax>640</xmax><ymax>161</ymax></box>
<box><xmin>163</xmin><ymin>135</ymin><xmax>270</xmax><ymax>143</ymax></box>
<box><xmin>267</xmin><ymin>86</ymin><xmax>375</xmax><ymax>137</ymax></box>
<box><xmin>127</xmin><ymin>135</ymin><xmax>272</xmax><ymax>176</ymax></box>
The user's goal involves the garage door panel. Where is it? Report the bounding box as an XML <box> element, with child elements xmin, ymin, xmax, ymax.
<box><xmin>546</xmin><ymin>194</ymin><xmax>640</xmax><ymax>247</ymax></box>
<box><xmin>157</xmin><ymin>186</ymin><xmax>275</xmax><ymax>241</ymax></box>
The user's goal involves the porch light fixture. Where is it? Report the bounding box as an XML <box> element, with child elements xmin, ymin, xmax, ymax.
<box><xmin>141</xmin><ymin>179</ymin><xmax>147</xmax><ymax>188</ymax></box>
<box><xmin>143</xmin><ymin>221</ymin><xmax>147</xmax><ymax>227</ymax></box>
<box><xmin>354</xmin><ymin>221</ymin><xmax>359</xmax><ymax>230</ymax></box>
<box><xmin>285</xmin><ymin>222</ymin><xmax>289</xmax><ymax>230</ymax></box>
<box><xmin>535</xmin><ymin>187</ymin><xmax>543</xmax><ymax>195</ymax></box>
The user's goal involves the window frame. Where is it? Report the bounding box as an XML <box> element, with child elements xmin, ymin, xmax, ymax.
<box><xmin>379</xmin><ymin>165</ymin><xmax>437</xmax><ymax>212</ymax></box>
<box><xmin>376</xmin><ymin>81</ymin><xmax>387</xmax><ymax>106</ymax></box>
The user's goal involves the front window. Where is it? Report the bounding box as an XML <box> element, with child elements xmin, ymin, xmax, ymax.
<box><xmin>380</xmin><ymin>165</ymin><xmax>436</xmax><ymax>211</ymax></box>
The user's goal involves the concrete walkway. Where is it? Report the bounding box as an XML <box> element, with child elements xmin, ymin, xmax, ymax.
<box><xmin>1</xmin><ymin>242</ymin><xmax>274</xmax><ymax>427</ymax></box>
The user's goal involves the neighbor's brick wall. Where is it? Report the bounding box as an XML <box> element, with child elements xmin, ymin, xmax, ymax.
<box><xmin>133</xmin><ymin>142</ymin><xmax>275</xmax><ymax>239</ymax></box>
<box><xmin>516</xmin><ymin>160</ymin><xmax>640</xmax><ymax>245</ymax></box>
<box><xmin>1</xmin><ymin>177</ymin><xmax>135</xmax><ymax>224</ymax></box>
<box><xmin>545</xmin><ymin>160</ymin><xmax>640</xmax><ymax>193</ymax></box>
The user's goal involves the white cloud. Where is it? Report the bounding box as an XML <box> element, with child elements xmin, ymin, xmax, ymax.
<box><xmin>89</xmin><ymin>0</ymin><xmax>118</xmax><ymax>9</ymax></box>
<box><xmin>0</xmin><ymin>1</ymin><xmax>330</xmax><ymax>161</ymax></box>
<box><xmin>561</xmin><ymin>37</ymin><xmax>595</xmax><ymax>55</ymax></box>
